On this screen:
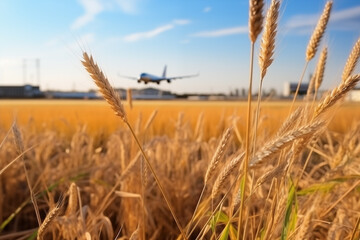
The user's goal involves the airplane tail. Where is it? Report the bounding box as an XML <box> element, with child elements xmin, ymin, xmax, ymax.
<box><xmin>162</xmin><ymin>65</ymin><xmax>167</xmax><ymax>78</ymax></box>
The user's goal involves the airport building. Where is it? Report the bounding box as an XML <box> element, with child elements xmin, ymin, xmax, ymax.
<box><xmin>283</xmin><ymin>82</ymin><xmax>310</xmax><ymax>97</ymax></box>
<box><xmin>346</xmin><ymin>88</ymin><xmax>360</xmax><ymax>102</ymax></box>
<box><xmin>116</xmin><ymin>87</ymin><xmax>176</xmax><ymax>100</ymax></box>
<box><xmin>0</xmin><ymin>85</ymin><xmax>43</xmax><ymax>98</ymax></box>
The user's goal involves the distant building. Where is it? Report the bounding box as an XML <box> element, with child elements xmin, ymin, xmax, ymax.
<box><xmin>0</xmin><ymin>85</ymin><xmax>43</xmax><ymax>98</ymax></box>
<box><xmin>283</xmin><ymin>82</ymin><xmax>309</xmax><ymax>97</ymax></box>
<box><xmin>45</xmin><ymin>90</ymin><xmax>100</xmax><ymax>99</ymax></box>
<box><xmin>346</xmin><ymin>88</ymin><xmax>360</xmax><ymax>102</ymax></box>
<box><xmin>116</xmin><ymin>87</ymin><xmax>176</xmax><ymax>100</ymax></box>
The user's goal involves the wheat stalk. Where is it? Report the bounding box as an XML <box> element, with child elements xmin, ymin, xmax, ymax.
<box><xmin>12</xmin><ymin>122</ymin><xmax>42</xmax><ymax>227</ymax></box>
<box><xmin>81</xmin><ymin>52</ymin><xmax>127</xmax><ymax>122</ymax></box>
<box><xmin>127</xmin><ymin>88</ymin><xmax>133</xmax><ymax>109</ymax></box>
<box><xmin>259</xmin><ymin>0</ymin><xmax>280</xmax><ymax>79</ymax></box>
<box><xmin>342</xmin><ymin>37</ymin><xmax>360</xmax><ymax>82</ymax></box>
<box><xmin>306</xmin><ymin>1</ymin><xmax>332</xmax><ymax>61</ymax></box>
<box><xmin>314</xmin><ymin>74</ymin><xmax>360</xmax><ymax>117</ymax></box>
<box><xmin>239</xmin><ymin>1</ymin><xmax>265</xmax><ymax>237</ymax></box>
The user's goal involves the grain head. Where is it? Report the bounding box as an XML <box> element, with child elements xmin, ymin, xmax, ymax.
<box><xmin>81</xmin><ymin>52</ymin><xmax>127</xmax><ymax>122</ymax></box>
<box><xmin>342</xmin><ymin>37</ymin><xmax>360</xmax><ymax>82</ymax></box>
<box><xmin>314</xmin><ymin>47</ymin><xmax>328</xmax><ymax>92</ymax></box>
<box><xmin>314</xmin><ymin>74</ymin><xmax>360</xmax><ymax>117</ymax></box>
<box><xmin>249</xmin><ymin>0</ymin><xmax>264</xmax><ymax>43</ymax></box>
<box><xmin>204</xmin><ymin>127</ymin><xmax>233</xmax><ymax>184</ymax></box>
<box><xmin>259</xmin><ymin>0</ymin><xmax>280</xmax><ymax>79</ymax></box>
<box><xmin>306</xmin><ymin>1</ymin><xmax>332</xmax><ymax>61</ymax></box>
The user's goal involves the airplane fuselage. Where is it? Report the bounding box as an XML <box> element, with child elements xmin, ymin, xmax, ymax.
<box><xmin>138</xmin><ymin>73</ymin><xmax>170</xmax><ymax>84</ymax></box>
<box><xmin>119</xmin><ymin>65</ymin><xmax>197</xmax><ymax>84</ymax></box>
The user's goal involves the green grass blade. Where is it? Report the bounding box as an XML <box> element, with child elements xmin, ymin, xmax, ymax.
<box><xmin>281</xmin><ymin>180</ymin><xmax>296</xmax><ymax>240</ymax></box>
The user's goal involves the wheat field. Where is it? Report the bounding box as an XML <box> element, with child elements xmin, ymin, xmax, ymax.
<box><xmin>1</xmin><ymin>99</ymin><xmax>360</xmax><ymax>239</ymax></box>
<box><xmin>1</xmin><ymin>0</ymin><xmax>360</xmax><ymax>239</ymax></box>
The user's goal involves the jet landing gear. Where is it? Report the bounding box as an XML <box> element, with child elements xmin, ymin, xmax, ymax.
<box><xmin>167</xmin><ymin>80</ymin><xmax>171</xmax><ymax>83</ymax></box>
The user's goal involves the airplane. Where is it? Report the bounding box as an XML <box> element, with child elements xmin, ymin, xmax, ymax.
<box><xmin>119</xmin><ymin>65</ymin><xmax>198</xmax><ymax>84</ymax></box>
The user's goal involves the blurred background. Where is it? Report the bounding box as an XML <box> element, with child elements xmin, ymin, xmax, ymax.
<box><xmin>0</xmin><ymin>0</ymin><xmax>359</xmax><ymax>97</ymax></box>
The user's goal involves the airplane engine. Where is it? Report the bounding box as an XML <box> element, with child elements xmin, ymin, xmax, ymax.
<box><xmin>167</xmin><ymin>79</ymin><xmax>171</xmax><ymax>83</ymax></box>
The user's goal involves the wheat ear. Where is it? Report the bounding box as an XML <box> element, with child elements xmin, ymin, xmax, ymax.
<box><xmin>276</xmin><ymin>107</ymin><xmax>303</xmax><ymax>137</ymax></box>
<box><xmin>65</xmin><ymin>182</ymin><xmax>78</xmax><ymax>215</ymax></box>
<box><xmin>37</xmin><ymin>204</ymin><xmax>61</xmax><ymax>240</ymax></box>
<box><xmin>294</xmin><ymin>208</ymin><xmax>313</xmax><ymax>240</ymax></box>
<box><xmin>211</xmin><ymin>153</ymin><xmax>244</xmax><ymax>200</ymax></box>
<box><xmin>290</xmin><ymin>1</ymin><xmax>332</xmax><ymax>111</ymax></box>
<box><xmin>204</xmin><ymin>127</ymin><xmax>233</xmax><ymax>184</ymax></box>
<box><xmin>306</xmin><ymin>1</ymin><xmax>332</xmax><ymax>61</ymax></box>
<box><xmin>342</xmin><ymin>37</ymin><xmax>360</xmax><ymax>82</ymax></box>
<box><xmin>306</xmin><ymin>73</ymin><xmax>316</xmax><ymax>99</ymax></box>
<box><xmin>81</xmin><ymin>52</ymin><xmax>127</xmax><ymax>121</ymax></box>
<box><xmin>314</xmin><ymin>74</ymin><xmax>360</xmax><ymax>117</ymax></box>
<box><xmin>259</xmin><ymin>0</ymin><xmax>280</xmax><ymax>79</ymax></box>
<box><xmin>314</xmin><ymin>47</ymin><xmax>328</xmax><ymax>92</ymax></box>
<box><xmin>249</xmin><ymin>0</ymin><xmax>264</xmax><ymax>43</ymax></box>
<box><xmin>250</xmin><ymin>121</ymin><xmax>324</xmax><ymax>166</ymax></box>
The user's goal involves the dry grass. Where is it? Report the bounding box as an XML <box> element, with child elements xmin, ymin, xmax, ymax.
<box><xmin>1</xmin><ymin>1</ymin><xmax>360</xmax><ymax>239</ymax></box>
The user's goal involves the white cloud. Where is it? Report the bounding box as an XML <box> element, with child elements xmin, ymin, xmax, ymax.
<box><xmin>285</xmin><ymin>5</ymin><xmax>360</xmax><ymax>31</ymax></box>
<box><xmin>124</xmin><ymin>24</ymin><xmax>174</xmax><ymax>42</ymax></box>
<box><xmin>173</xmin><ymin>19</ymin><xmax>191</xmax><ymax>25</ymax></box>
<box><xmin>115</xmin><ymin>0</ymin><xmax>144</xmax><ymax>14</ymax></box>
<box><xmin>203</xmin><ymin>7</ymin><xmax>211</xmax><ymax>13</ymax></box>
<box><xmin>192</xmin><ymin>26</ymin><xmax>248</xmax><ymax>37</ymax></box>
<box><xmin>331</xmin><ymin>6</ymin><xmax>360</xmax><ymax>21</ymax></box>
<box><xmin>71</xmin><ymin>0</ymin><xmax>104</xmax><ymax>30</ymax></box>
<box><xmin>123</xmin><ymin>19</ymin><xmax>191</xmax><ymax>42</ymax></box>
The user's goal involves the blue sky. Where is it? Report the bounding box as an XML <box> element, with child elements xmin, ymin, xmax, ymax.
<box><xmin>0</xmin><ymin>0</ymin><xmax>359</xmax><ymax>94</ymax></box>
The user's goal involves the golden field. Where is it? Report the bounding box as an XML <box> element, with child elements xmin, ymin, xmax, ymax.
<box><xmin>1</xmin><ymin>99</ymin><xmax>359</xmax><ymax>139</ymax></box>
<box><xmin>0</xmin><ymin>98</ymin><xmax>360</xmax><ymax>239</ymax></box>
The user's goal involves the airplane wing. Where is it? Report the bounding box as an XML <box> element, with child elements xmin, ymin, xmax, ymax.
<box><xmin>118</xmin><ymin>74</ymin><xmax>138</xmax><ymax>80</ymax></box>
<box><xmin>166</xmin><ymin>73</ymin><xmax>199</xmax><ymax>80</ymax></box>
